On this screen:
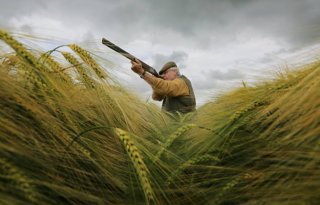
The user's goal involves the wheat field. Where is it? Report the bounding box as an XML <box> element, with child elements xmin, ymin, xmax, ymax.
<box><xmin>1</xmin><ymin>30</ymin><xmax>319</xmax><ymax>205</ymax></box>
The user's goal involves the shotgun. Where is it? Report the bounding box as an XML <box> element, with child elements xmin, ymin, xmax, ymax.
<box><xmin>102</xmin><ymin>38</ymin><xmax>160</xmax><ymax>78</ymax></box>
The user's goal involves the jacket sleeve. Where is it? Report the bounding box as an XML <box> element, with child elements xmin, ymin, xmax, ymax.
<box><xmin>152</xmin><ymin>91</ymin><xmax>165</xmax><ymax>101</ymax></box>
<box><xmin>148</xmin><ymin>77</ymin><xmax>189</xmax><ymax>97</ymax></box>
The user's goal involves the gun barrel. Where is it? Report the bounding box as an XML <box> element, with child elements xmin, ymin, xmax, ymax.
<box><xmin>102</xmin><ymin>38</ymin><xmax>160</xmax><ymax>77</ymax></box>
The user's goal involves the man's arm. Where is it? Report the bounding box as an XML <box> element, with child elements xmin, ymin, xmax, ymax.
<box><xmin>152</xmin><ymin>91</ymin><xmax>165</xmax><ymax>101</ymax></box>
<box><xmin>142</xmin><ymin>72</ymin><xmax>189</xmax><ymax>97</ymax></box>
<box><xmin>131</xmin><ymin>59</ymin><xmax>189</xmax><ymax>97</ymax></box>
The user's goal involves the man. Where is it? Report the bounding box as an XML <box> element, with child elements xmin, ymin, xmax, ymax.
<box><xmin>131</xmin><ymin>60</ymin><xmax>196</xmax><ymax>113</ymax></box>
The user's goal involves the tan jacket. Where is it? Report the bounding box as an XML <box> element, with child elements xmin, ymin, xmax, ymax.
<box><xmin>147</xmin><ymin>77</ymin><xmax>190</xmax><ymax>101</ymax></box>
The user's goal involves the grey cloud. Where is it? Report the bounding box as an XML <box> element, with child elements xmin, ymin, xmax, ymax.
<box><xmin>193</xmin><ymin>78</ymin><xmax>219</xmax><ymax>90</ymax></box>
<box><xmin>238</xmin><ymin>0</ymin><xmax>320</xmax><ymax>48</ymax></box>
<box><xmin>191</xmin><ymin>68</ymin><xmax>242</xmax><ymax>91</ymax></box>
<box><xmin>19</xmin><ymin>25</ymin><xmax>33</xmax><ymax>33</ymax></box>
<box><xmin>137</xmin><ymin>0</ymin><xmax>316</xmax><ymax>50</ymax></box>
<box><xmin>207</xmin><ymin>69</ymin><xmax>244</xmax><ymax>80</ymax></box>
<box><xmin>2</xmin><ymin>0</ymin><xmax>319</xmax><ymax>50</ymax></box>
<box><xmin>152</xmin><ymin>51</ymin><xmax>188</xmax><ymax>70</ymax></box>
<box><xmin>112</xmin><ymin>0</ymin><xmax>316</xmax><ymax>49</ymax></box>
<box><xmin>192</xmin><ymin>75</ymin><xmax>242</xmax><ymax>91</ymax></box>
<box><xmin>0</xmin><ymin>0</ymin><xmax>45</xmax><ymax>29</ymax></box>
<box><xmin>0</xmin><ymin>0</ymin><xmax>45</xmax><ymax>18</ymax></box>
<box><xmin>146</xmin><ymin>0</ymin><xmax>320</xmax><ymax>49</ymax></box>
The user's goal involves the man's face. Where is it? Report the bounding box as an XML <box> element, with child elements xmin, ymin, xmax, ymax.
<box><xmin>162</xmin><ymin>69</ymin><xmax>177</xmax><ymax>80</ymax></box>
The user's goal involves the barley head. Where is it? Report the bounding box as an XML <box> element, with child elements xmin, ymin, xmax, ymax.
<box><xmin>69</xmin><ymin>44</ymin><xmax>108</xmax><ymax>79</ymax></box>
<box><xmin>61</xmin><ymin>52</ymin><xmax>95</xmax><ymax>88</ymax></box>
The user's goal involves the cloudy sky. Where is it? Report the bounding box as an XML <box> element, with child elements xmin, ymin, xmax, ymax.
<box><xmin>1</xmin><ymin>0</ymin><xmax>320</xmax><ymax>106</ymax></box>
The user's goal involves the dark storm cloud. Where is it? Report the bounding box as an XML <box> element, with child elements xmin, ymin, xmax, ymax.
<box><xmin>235</xmin><ymin>0</ymin><xmax>320</xmax><ymax>49</ymax></box>
<box><xmin>2</xmin><ymin>0</ymin><xmax>319</xmax><ymax>49</ymax></box>
<box><xmin>71</xmin><ymin>0</ymin><xmax>320</xmax><ymax>49</ymax></box>
<box><xmin>140</xmin><ymin>0</ymin><xmax>320</xmax><ymax>49</ymax></box>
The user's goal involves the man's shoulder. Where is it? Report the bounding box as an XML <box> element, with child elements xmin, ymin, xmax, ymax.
<box><xmin>177</xmin><ymin>75</ymin><xmax>192</xmax><ymax>84</ymax></box>
<box><xmin>174</xmin><ymin>77</ymin><xmax>189</xmax><ymax>90</ymax></box>
<box><xmin>175</xmin><ymin>77</ymin><xmax>187</xmax><ymax>84</ymax></box>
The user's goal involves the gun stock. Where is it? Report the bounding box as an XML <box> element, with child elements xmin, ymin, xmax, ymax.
<box><xmin>102</xmin><ymin>38</ymin><xmax>160</xmax><ymax>78</ymax></box>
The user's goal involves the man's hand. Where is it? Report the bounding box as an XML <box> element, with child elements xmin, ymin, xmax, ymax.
<box><xmin>131</xmin><ymin>59</ymin><xmax>144</xmax><ymax>75</ymax></box>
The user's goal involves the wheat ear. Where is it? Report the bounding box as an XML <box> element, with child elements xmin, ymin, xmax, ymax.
<box><xmin>154</xmin><ymin>124</ymin><xmax>196</xmax><ymax>162</ymax></box>
<box><xmin>114</xmin><ymin>128</ymin><xmax>155</xmax><ymax>204</ymax></box>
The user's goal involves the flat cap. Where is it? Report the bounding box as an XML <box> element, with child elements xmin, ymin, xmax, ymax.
<box><xmin>159</xmin><ymin>61</ymin><xmax>177</xmax><ymax>75</ymax></box>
